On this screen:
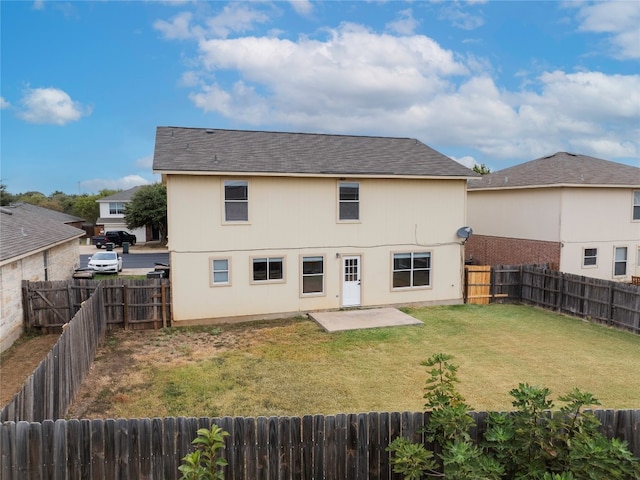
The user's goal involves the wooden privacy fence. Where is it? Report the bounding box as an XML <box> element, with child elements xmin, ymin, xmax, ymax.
<box><xmin>465</xmin><ymin>265</ymin><xmax>640</xmax><ymax>334</ymax></box>
<box><xmin>1</xmin><ymin>284</ymin><xmax>107</xmax><ymax>423</ymax></box>
<box><xmin>22</xmin><ymin>278</ymin><xmax>171</xmax><ymax>332</ymax></box>
<box><xmin>1</xmin><ymin>409</ymin><xmax>638</xmax><ymax>480</ymax></box>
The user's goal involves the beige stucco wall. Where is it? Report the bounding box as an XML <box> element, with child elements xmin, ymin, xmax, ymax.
<box><xmin>559</xmin><ymin>188</ymin><xmax>640</xmax><ymax>280</ymax></box>
<box><xmin>468</xmin><ymin>186</ymin><xmax>640</xmax><ymax>280</ymax></box>
<box><xmin>467</xmin><ymin>188</ymin><xmax>562</xmax><ymax>241</ymax></box>
<box><xmin>0</xmin><ymin>241</ymin><xmax>79</xmax><ymax>352</ymax></box>
<box><xmin>167</xmin><ymin>175</ymin><xmax>468</xmax><ymax>323</ymax></box>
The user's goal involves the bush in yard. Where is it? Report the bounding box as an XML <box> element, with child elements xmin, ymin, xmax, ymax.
<box><xmin>387</xmin><ymin>353</ymin><xmax>640</xmax><ymax>480</ymax></box>
<box><xmin>179</xmin><ymin>424</ymin><xmax>229</xmax><ymax>480</ymax></box>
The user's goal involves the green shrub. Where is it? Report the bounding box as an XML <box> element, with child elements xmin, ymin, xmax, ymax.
<box><xmin>179</xmin><ymin>425</ymin><xmax>229</xmax><ymax>480</ymax></box>
<box><xmin>388</xmin><ymin>353</ymin><xmax>640</xmax><ymax>480</ymax></box>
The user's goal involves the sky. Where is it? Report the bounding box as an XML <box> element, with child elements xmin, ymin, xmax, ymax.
<box><xmin>1</xmin><ymin>1</ymin><xmax>639</xmax><ymax>195</ymax></box>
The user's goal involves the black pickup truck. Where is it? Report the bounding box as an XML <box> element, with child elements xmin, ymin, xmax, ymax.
<box><xmin>92</xmin><ymin>230</ymin><xmax>137</xmax><ymax>248</ymax></box>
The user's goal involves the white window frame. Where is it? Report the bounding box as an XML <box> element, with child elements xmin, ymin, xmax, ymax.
<box><xmin>338</xmin><ymin>181</ymin><xmax>360</xmax><ymax>222</ymax></box>
<box><xmin>223</xmin><ymin>179</ymin><xmax>249</xmax><ymax>223</ymax></box>
<box><xmin>210</xmin><ymin>257</ymin><xmax>231</xmax><ymax>286</ymax></box>
<box><xmin>251</xmin><ymin>256</ymin><xmax>286</xmax><ymax>284</ymax></box>
<box><xmin>391</xmin><ymin>251</ymin><xmax>432</xmax><ymax>289</ymax></box>
<box><xmin>300</xmin><ymin>255</ymin><xmax>325</xmax><ymax>296</ymax></box>
<box><xmin>613</xmin><ymin>247</ymin><xmax>627</xmax><ymax>277</ymax></box>
<box><xmin>582</xmin><ymin>247</ymin><xmax>598</xmax><ymax>268</ymax></box>
<box><xmin>109</xmin><ymin>202</ymin><xmax>125</xmax><ymax>215</ymax></box>
<box><xmin>633</xmin><ymin>190</ymin><xmax>640</xmax><ymax>221</ymax></box>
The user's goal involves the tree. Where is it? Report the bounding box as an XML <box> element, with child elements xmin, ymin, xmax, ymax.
<box><xmin>0</xmin><ymin>182</ymin><xmax>16</xmax><ymax>206</ymax></box>
<box><xmin>473</xmin><ymin>163</ymin><xmax>491</xmax><ymax>175</ymax></box>
<box><xmin>124</xmin><ymin>183</ymin><xmax>167</xmax><ymax>244</ymax></box>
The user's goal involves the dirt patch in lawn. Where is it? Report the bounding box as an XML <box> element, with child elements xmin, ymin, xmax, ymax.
<box><xmin>65</xmin><ymin>323</ymin><xmax>274</xmax><ymax>419</ymax></box>
<box><xmin>1</xmin><ymin>333</ymin><xmax>60</xmax><ymax>406</ymax></box>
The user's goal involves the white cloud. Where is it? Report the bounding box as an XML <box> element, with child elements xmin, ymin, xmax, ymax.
<box><xmin>161</xmin><ymin>11</ymin><xmax>639</xmax><ymax>165</ymax></box>
<box><xmin>154</xmin><ymin>11</ymin><xmax>195</xmax><ymax>40</ymax></box>
<box><xmin>288</xmin><ymin>0</ymin><xmax>313</xmax><ymax>16</ymax></box>
<box><xmin>154</xmin><ymin>4</ymin><xmax>270</xmax><ymax>40</ymax></box>
<box><xmin>135</xmin><ymin>155</ymin><xmax>154</xmax><ymax>169</ymax></box>
<box><xmin>451</xmin><ymin>155</ymin><xmax>478</xmax><ymax>169</ymax></box>
<box><xmin>386</xmin><ymin>9</ymin><xmax>419</xmax><ymax>35</ymax></box>
<box><xmin>17</xmin><ymin>87</ymin><xmax>90</xmax><ymax>125</ymax></box>
<box><xmin>438</xmin><ymin>4</ymin><xmax>484</xmax><ymax>30</ymax></box>
<box><xmin>81</xmin><ymin>175</ymin><xmax>150</xmax><ymax>194</ymax></box>
<box><xmin>0</xmin><ymin>97</ymin><xmax>10</xmax><ymax>109</ymax></box>
<box><xmin>576</xmin><ymin>1</ymin><xmax>640</xmax><ymax>59</ymax></box>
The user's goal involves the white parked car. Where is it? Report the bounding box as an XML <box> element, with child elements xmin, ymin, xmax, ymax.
<box><xmin>88</xmin><ymin>251</ymin><xmax>123</xmax><ymax>273</ymax></box>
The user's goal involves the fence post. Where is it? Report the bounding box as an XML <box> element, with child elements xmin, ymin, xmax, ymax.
<box><xmin>161</xmin><ymin>283</ymin><xmax>167</xmax><ymax>329</ymax></box>
<box><xmin>123</xmin><ymin>284</ymin><xmax>129</xmax><ymax>330</ymax></box>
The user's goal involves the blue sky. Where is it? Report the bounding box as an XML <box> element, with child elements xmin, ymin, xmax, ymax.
<box><xmin>2</xmin><ymin>1</ymin><xmax>639</xmax><ymax>195</ymax></box>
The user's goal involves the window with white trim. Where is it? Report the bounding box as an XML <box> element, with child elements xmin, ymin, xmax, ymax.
<box><xmin>614</xmin><ymin>247</ymin><xmax>627</xmax><ymax>276</ymax></box>
<box><xmin>392</xmin><ymin>252</ymin><xmax>431</xmax><ymax>288</ymax></box>
<box><xmin>252</xmin><ymin>257</ymin><xmax>284</xmax><ymax>283</ymax></box>
<box><xmin>109</xmin><ymin>202</ymin><xmax>125</xmax><ymax>215</ymax></box>
<box><xmin>302</xmin><ymin>256</ymin><xmax>324</xmax><ymax>294</ymax></box>
<box><xmin>338</xmin><ymin>181</ymin><xmax>359</xmax><ymax>221</ymax></box>
<box><xmin>211</xmin><ymin>258</ymin><xmax>231</xmax><ymax>285</ymax></box>
<box><xmin>634</xmin><ymin>191</ymin><xmax>640</xmax><ymax>220</ymax></box>
<box><xmin>582</xmin><ymin>248</ymin><xmax>597</xmax><ymax>267</ymax></box>
<box><xmin>224</xmin><ymin>180</ymin><xmax>248</xmax><ymax>222</ymax></box>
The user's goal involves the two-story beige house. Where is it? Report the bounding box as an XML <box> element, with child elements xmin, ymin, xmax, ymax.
<box><xmin>466</xmin><ymin>152</ymin><xmax>640</xmax><ymax>282</ymax></box>
<box><xmin>153</xmin><ymin>127</ymin><xmax>478</xmax><ymax>324</ymax></box>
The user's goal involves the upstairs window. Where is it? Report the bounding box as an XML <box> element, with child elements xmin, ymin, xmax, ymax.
<box><xmin>634</xmin><ymin>191</ymin><xmax>640</xmax><ymax>220</ymax></box>
<box><xmin>583</xmin><ymin>248</ymin><xmax>597</xmax><ymax>267</ymax></box>
<box><xmin>393</xmin><ymin>252</ymin><xmax>431</xmax><ymax>288</ymax></box>
<box><xmin>614</xmin><ymin>247</ymin><xmax>627</xmax><ymax>276</ymax></box>
<box><xmin>109</xmin><ymin>202</ymin><xmax>125</xmax><ymax>215</ymax></box>
<box><xmin>252</xmin><ymin>257</ymin><xmax>284</xmax><ymax>283</ymax></box>
<box><xmin>224</xmin><ymin>180</ymin><xmax>248</xmax><ymax>222</ymax></box>
<box><xmin>339</xmin><ymin>182</ymin><xmax>359</xmax><ymax>221</ymax></box>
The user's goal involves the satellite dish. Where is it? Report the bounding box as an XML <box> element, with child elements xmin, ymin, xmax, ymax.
<box><xmin>456</xmin><ymin>226</ymin><xmax>473</xmax><ymax>239</ymax></box>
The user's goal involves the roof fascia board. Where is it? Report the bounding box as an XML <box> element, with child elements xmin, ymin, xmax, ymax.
<box><xmin>155</xmin><ymin>169</ymin><xmax>475</xmax><ymax>181</ymax></box>
<box><xmin>469</xmin><ymin>183</ymin><xmax>640</xmax><ymax>191</ymax></box>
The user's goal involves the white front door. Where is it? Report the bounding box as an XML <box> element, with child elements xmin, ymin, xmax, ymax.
<box><xmin>342</xmin><ymin>255</ymin><xmax>361</xmax><ymax>307</ymax></box>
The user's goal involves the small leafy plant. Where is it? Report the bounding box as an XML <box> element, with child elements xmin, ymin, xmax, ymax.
<box><xmin>388</xmin><ymin>353</ymin><xmax>640</xmax><ymax>480</ymax></box>
<box><xmin>178</xmin><ymin>424</ymin><xmax>229</xmax><ymax>480</ymax></box>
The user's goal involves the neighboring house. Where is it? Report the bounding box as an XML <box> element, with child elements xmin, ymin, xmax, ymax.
<box><xmin>0</xmin><ymin>204</ymin><xmax>84</xmax><ymax>352</ymax></box>
<box><xmin>95</xmin><ymin>186</ymin><xmax>156</xmax><ymax>243</ymax></box>
<box><xmin>11</xmin><ymin>201</ymin><xmax>86</xmax><ymax>231</ymax></box>
<box><xmin>466</xmin><ymin>152</ymin><xmax>640</xmax><ymax>282</ymax></box>
<box><xmin>153</xmin><ymin>126</ymin><xmax>478</xmax><ymax>325</ymax></box>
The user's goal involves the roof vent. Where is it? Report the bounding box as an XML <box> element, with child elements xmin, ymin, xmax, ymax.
<box><xmin>206</xmin><ymin>129</ymin><xmax>215</xmax><ymax>134</ymax></box>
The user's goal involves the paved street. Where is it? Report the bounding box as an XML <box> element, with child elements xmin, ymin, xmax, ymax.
<box><xmin>79</xmin><ymin>244</ymin><xmax>169</xmax><ymax>275</ymax></box>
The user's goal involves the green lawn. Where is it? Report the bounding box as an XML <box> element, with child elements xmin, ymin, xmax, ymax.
<box><xmin>76</xmin><ymin>304</ymin><xmax>640</xmax><ymax>419</ymax></box>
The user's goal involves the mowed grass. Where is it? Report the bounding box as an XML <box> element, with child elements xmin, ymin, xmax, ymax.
<box><xmin>100</xmin><ymin>304</ymin><xmax>640</xmax><ymax>419</ymax></box>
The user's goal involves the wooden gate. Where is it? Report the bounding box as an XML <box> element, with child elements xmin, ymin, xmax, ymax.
<box><xmin>465</xmin><ymin>265</ymin><xmax>491</xmax><ymax>304</ymax></box>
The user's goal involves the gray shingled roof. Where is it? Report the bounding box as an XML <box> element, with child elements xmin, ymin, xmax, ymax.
<box><xmin>97</xmin><ymin>185</ymin><xmax>144</xmax><ymax>202</ymax></box>
<box><xmin>153</xmin><ymin>127</ymin><xmax>478</xmax><ymax>178</ymax></box>
<box><xmin>0</xmin><ymin>204</ymin><xmax>84</xmax><ymax>264</ymax></box>
<box><xmin>468</xmin><ymin>152</ymin><xmax>640</xmax><ymax>189</ymax></box>
<box><xmin>12</xmin><ymin>202</ymin><xmax>85</xmax><ymax>223</ymax></box>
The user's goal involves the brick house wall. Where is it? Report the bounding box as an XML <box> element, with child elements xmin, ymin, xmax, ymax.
<box><xmin>0</xmin><ymin>241</ymin><xmax>79</xmax><ymax>353</ymax></box>
<box><xmin>465</xmin><ymin>235</ymin><xmax>561</xmax><ymax>268</ymax></box>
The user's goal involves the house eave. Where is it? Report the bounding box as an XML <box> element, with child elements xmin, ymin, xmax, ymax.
<box><xmin>153</xmin><ymin>169</ymin><xmax>476</xmax><ymax>181</ymax></box>
<box><xmin>468</xmin><ymin>183</ymin><xmax>640</xmax><ymax>192</ymax></box>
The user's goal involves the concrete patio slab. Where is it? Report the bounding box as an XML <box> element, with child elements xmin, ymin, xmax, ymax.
<box><xmin>308</xmin><ymin>307</ymin><xmax>423</xmax><ymax>332</ymax></box>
